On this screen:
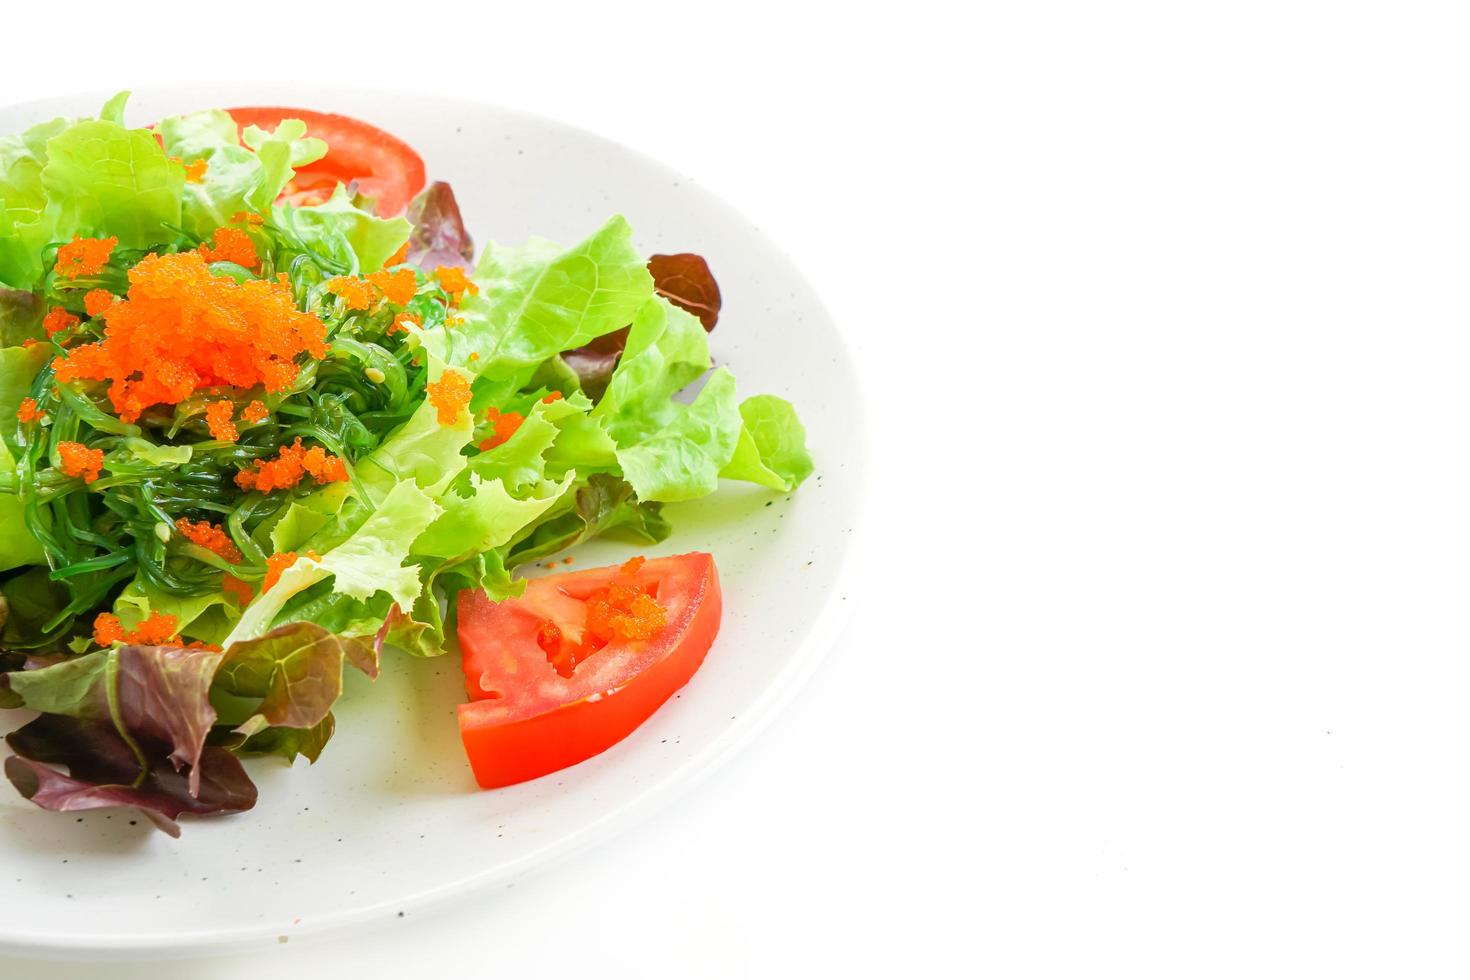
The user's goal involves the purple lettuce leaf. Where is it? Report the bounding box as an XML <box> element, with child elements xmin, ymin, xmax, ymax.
<box><xmin>114</xmin><ymin>645</ymin><xmax>226</xmax><ymax>796</ymax></box>
<box><xmin>405</xmin><ymin>181</ymin><xmax>475</xmax><ymax>271</ymax></box>
<box><xmin>562</xmin><ymin>253</ymin><xmax>722</xmax><ymax>397</ymax></box>
<box><xmin>212</xmin><ymin>621</ymin><xmax>377</xmax><ymax>738</ymax></box>
<box><xmin>7</xmin><ymin>644</ymin><xmax>225</xmax><ymax>797</ymax></box>
<box><xmin>238</xmin><ymin>714</ymin><xmax>336</xmax><ymax>764</ymax></box>
<box><xmin>4</xmin><ymin>714</ymin><xmax>256</xmax><ymax>837</ymax></box>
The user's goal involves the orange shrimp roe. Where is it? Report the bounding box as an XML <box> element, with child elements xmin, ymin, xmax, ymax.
<box><xmin>92</xmin><ymin>612</ymin><xmax>125</xmax><ymax>646</ymax></box>
<box><xmin>21</xmin><ymin>338</ymin><xmax>38</xmax><ymax>349</ymax></box>
<box><xmin>129</xmin><ymin>612</ymin><xmax>180</xmax><ymax>645</ymax></box>
<box><xmin>92</xmin><ymin>611</ymin><xmax>180</xmax><ymax>647</ymax></box>
<box><xmin>387</xmin><ymin>311</ymin><xmax>420</xmax><ymax>336</ymax></box>
<box><xmin>16</xmin><ymin>398</ymin><xmax>44</xmax><ymax>423</ymax></box>
<box><xmin>175</xmin><ymin>518</ymin><xmax>242</xmax><ymax>564</ymax></box>
<box><xmin>262</xmin><ymin>549</ymin><xmax>321</xmax><ymax>593</ymax></box>
<box><xmin>241</xmin><ymin>399</ymin><xmax>268</xmax><ymax>424</ymax></box>
<box><xmin>83</xmin><ymin>289</ymin><xmax>116</xmax><ymax>317</ymax></box>
<box><xmin>621</xmin><ymin>555</ymin><xmax>645</xmax><ymax>575</ymax></box>
<box><xmin>542</xmin><ymin>390</ymin><xmax>564</xmax><ymax>404</ymax></box>
<box><xmin>325</xmin><ymin>276</ymin><xmax>375</xmax><ymax>310</ymax></box>
<box><xmin>204</xmin><ymin>400</ymin><xmax>238</xmax><ymax>442</ymax></box>
<box><xmin>197</xmin><ymin>227</ymin><xmax>259</xmax><ymax>269</ymax></box>
<box><xmin>368</xmin><ymin>267</ymin><xmax>418</xmax><ymax>307</ymax></box>
<box><xmin>57</xmin><ymin>441</ymin><xmax>104</xmax><ymax>483</ymax></box>
<box><xmin>52</xmin><ymin>251</ymin><xmax>327</xmax><ymax>423</ymax></box>
<box><xmin>54</xmin><ymin>236</ymin><xmax>117</xmax><ymax>280</ymax></box>
<box><xmin>384</xmin><ymin>242</ymin><xmax>410</xmax><ymax>266</ymax></box>
<box><xmin>221</xmin><ymin>574</ymin><xmax>255</xmax><ymax>605</ymax></box>
<box><xmin>42</xmin><ymin>307</ymin><xmax>79</xmax><ymax>337</ymax></box>
<box><xmin>433</xmin><ymin>266</ymin><xmax>478</xmax><ymax>305</ymax></box>
<box><xmin>171</xmin><ymin>156</ymin><xmax>208</xmax><ymax>183</ymax></box>
<box><xmin>230</xmin><ymin>211</ymin><xmax>265</xmax><ymax>227</ymax></box>
<box><xmin>477</xmin><ymin>407</ymin><xmax>524</xmax><ymax>450</ymax></box>
<box><xmin>234</xmin><ymin>438</ymin><xmax>348</xmax><ymax>493</ymax></box>
<box><xmin>426</xmin><ymin>371</ymin><xmax>472</xmax><ymax>425</ymax></box>
<box><xmin>585</xmin><ymin>581</ymin><xmax>667</xmax><ymax>643</ymax></box>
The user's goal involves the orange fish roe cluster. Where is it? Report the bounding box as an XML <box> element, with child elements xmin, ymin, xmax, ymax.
<box><xmin>92</xmin><ymin>612</ymin><xmax>124</xmax><ymax>646</ymax></box>
<box><xmin>42</xmin><ymin>307</ymin><xmax>79</xmax><ymax>337</ymax></box>
<box><xmin>16</xmin><ymin>398</ymin><xmax>44</xmax><ymax>423</ymax></box>
<box><xmin>241</xmin><ymin>399</ymin><xmax>268</xmax><ymax>424</ymax></box>
<box><xmin>445</xmin><ymin>315</ymin><xmax>464</xmax><ymax>328</ymax></box>
<box><xmin>57</xmin><ymin>441</ymin><xmax>104</xmax><ymax>483</ymax></box>
<box><xmin>234</xmin><ymin>438</ymin><xmax>348</xmax><ymax>493</ymax></box>
<box><xmin>231</xmin><ymin>211</ymin><xmax>265</xmax><ymax>227</ymax></box>
<box><xmin>325</xmin><ymin>276</ymin><xmax>375</xmax><ymax>310</ymax></box>
<box><xmin>585</xmin><ymin>580</ymin><xmax>667</xmax><ymax>643</ymax></box>
<box><xmin>221</xmin><ymin>574</ymin><xmax>255</xmax><ymax>605</ymax></box>
<box><xmin>426</xmin><ymin>371</ymin><xmax>472</xmax><ymax>425</ymax></box>
<box><xmin>170</xmin><ymin>156</ymin><xmax>208</xmax><ymax>183</ymax></box>
<box><xmin>128</xmin><ymin>612</ymin><xmax>180</xmax><ymax>645</ymax></box>
<box><xmin>92</xmin><ymin>611</ymin><xmax>180</xmax><ymax>647</ymax></box>
<box><xmin>83</xmin><ymin>289</ymin><xmax>116</xmax><ymax>317</ymax></box>
<box><xmin>175</xmin><ymin>518</ymin><xmax>242</xmax><ymax>564</ymax></box>
<box><xmin>52</xmin><ymin>251</ymin><xmax>327</xmax><ymax>423</ymax></box>
<box><xmin>384</xmin><ymin>242</ymin><xmax>410</xmax><ymax>266</ymax></box>
<box><xmin>620</xmin><ymin>555</ymin><xmax>645</xmax><ymax>575</ymax></box>
<box><xmin>54</xmin><ymin>236</ymin><xmax>117</xmax><ymax>280</ymax></box>
<box><xmin>204</xmin><ymin>400</ymin><xmax>239</xmax><ymax>442</ymax></box>
<box><xmin>21</xmin><ymin>338</ymin><xmax>38</xmax><ymax>349</ymax></box>
<box><xmin>478</xmin><ymin>407</ymin><xmax>524</xmax><ymax>450</ymax></box>
<box><xmin>387</xmin><ymin>311</ymin><xmax>420</xmax><ymax>336</ymax></box>
<box><xmin>433</xmin><ymin>266</ymin><xmax>478</xmax><ymax>305</ymax></box>
<box><xmin>262</xmin><ymin>549</ymin><xmax>321</xmax><ymax>593</ymax></box>
<box><xmin>542</xmin><ymin>390</ymin><xmax>564</xmax><ymax>404</ymax></box>
<box><xmin>197</xmin><ymin>226</ymin><xmax>259</xmax><ymax>269</ymax></box>
<box><xmin>368</xmin><ymin>267</ymin><xmax>418</xmax><ymax>307</ymax></box>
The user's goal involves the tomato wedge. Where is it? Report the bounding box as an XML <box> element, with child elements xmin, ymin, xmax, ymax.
<box><xmin>457</xmin><ymin>553</ymin><xmax>723</xmax><ymax>789</ymax></box>
<box><xmin>225</xmin><ymin>107</ymin><xmax>426</xmax><ymax>216</ymax></box>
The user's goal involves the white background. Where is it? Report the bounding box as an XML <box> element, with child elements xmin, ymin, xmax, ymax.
<box><xmin>3</xmin><ymin>1</ymin><xmax>1468</xmax><ymax>976</ymax></box>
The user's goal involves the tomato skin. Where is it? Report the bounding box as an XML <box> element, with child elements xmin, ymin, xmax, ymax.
<box><xmin>224</xmin><ymin>107</ymin><xmax>426</xmax><ymax>216</ymax></box>
<box><xmin>456</xmin><ymin>553</ymin><xmax>723</xmax><ymax>789</ymax></box>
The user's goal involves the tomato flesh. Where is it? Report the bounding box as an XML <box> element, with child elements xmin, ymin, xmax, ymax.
<box><xmin>225</xmin><ymin>107</ymin><xmax>427</xmax><ymax>216</ymax></box>
<box><xmin>457</xmin><ymin>553</ymin><xmax>723</xmax><ymax>788</ymax></box>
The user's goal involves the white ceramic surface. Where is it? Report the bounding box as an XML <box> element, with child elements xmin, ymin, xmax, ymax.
<box><xmin>0</xmin><ymin>86</ymin><xmax>865</xmax><ymax>958</ymax></box>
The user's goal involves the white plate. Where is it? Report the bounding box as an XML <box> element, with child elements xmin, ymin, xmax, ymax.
<box><xmin>0</xmin><ymin>86</ymin><xmax>866</xmax><ymax>958</ymax></box>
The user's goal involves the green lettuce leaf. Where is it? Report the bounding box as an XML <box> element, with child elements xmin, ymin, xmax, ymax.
<box><xmin>720</xmin><ymin>394</ymin><xmax>814</xmax><ymax>492</ymax></box>
<box><xmin>612</xmin><ymin>367</ymin><xmax>742</xmax><ymax>501</ymax></box>
<box><xmin>412</xmin><ymin>472</ymin><xmax>573</xmax><ymax>560</ymax></box>
<box><xmin>157</xmin><ymin>111</ymin><xmax>327</xmax><ymax>237</ymax></box>
<box><xmin>506</xmin><ymin>474</ymin><xmax>671</xmax><ymax>567</ymax></box>
<box><xmin>0</xmin><ymin>342</ymin><xmax>48</xmax><ymax>438</ymax></box>
<box><xmin>0</xmin><ymin>438</ymin><xmax>45</xmax><ymax>571</ymax></box>
<box><xmin>112</xmin><ymin>578</ymin><xmax>237</xmax><ymax>645</ymax></box>
<box><xmin>224</xmin><ymin>479</ymin><xmax>441</xmax><ymax>644</ymax></box>
<box><xmin>278</xmin><ymin>185</ymin><xmax>410</xmax><ymax>274</ymax></box>
<box><xmin>356</xmin><ymin>364</ymin><xmax>476</xmax><ymax>502</ymax></box>
<box><xmin>0</xmin><ymin>117</ymin><xmax>68</xmax><ymax>289</ymax></box>
<box><xmin>40</xmin><ymin>116</ymin><xmax>183</xmax><ymax>248</ymax></box>
<box><xmin>424</xmin><ymin>215</ymin><xmax>653</xmax><ymax>378</ymax></box>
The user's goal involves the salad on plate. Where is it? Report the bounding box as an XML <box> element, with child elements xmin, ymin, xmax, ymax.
<box><xmin>0</xmin><ymin>94</ymin><xmax>810</xmax><ymax>834</ymax></box>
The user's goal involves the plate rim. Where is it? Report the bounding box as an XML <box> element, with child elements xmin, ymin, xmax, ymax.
<box><xmin>0</xmin><ymin>83</ymin><xmax>871</xmax><ymax>959</ymax></box>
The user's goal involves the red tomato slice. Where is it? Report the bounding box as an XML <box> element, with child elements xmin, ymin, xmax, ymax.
<box><xmin>457</xmin><ymin>553</ymin><xmax>723</xmax><ymax>789</ymax></box>
<box><xmin>225</xmin><ymin>107</ymin><xmax>427</xmax><ymax>216</ymax></box>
